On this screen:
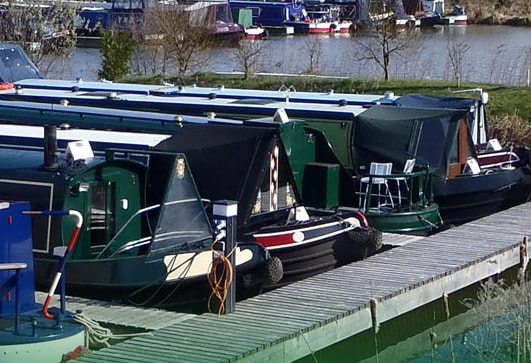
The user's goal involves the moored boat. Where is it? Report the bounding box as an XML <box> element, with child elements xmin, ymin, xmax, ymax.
<box><xmin>2</xmin><ymin>81</ymin><xmax>528</xmax><ymax>227</ymax></box>
<box><xmin>354</xmin><ymin>105</ymin><xmax>531</xmax><ymax>225</ymax></box>
<box><xmin>0</xmin><ymin>84</ymin><xmax>443</xmax><ymax>235</ymax></box>
<box><xmin>228</xmin><ymin>0</ymin><xmax>336</xmax><ymax>34</ymax></box>
<box><xmin>0</xmin><ymin>127</ymin><xmax>275</xmax><ymax>310</ymax></box>
<box><xmin>74</xmin><ymin>0</ymin><xmax>244</xmax><ymax>45</ymax></box>
<box><xmin>0</xmin><ymin>107</ymin><xmax>381</xmax><ymax>293</ymax></box>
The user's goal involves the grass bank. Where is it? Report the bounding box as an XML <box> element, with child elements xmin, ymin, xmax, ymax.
<box><xmin>122</xmin><ymin>73</ymin><xmax>531</xmax><ymax>145</ymax></box>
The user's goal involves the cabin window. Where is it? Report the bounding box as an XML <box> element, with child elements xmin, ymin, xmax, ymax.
<box><xmin>448</xmin><ymin>119</ymin><xmax>473</xmax><ymax>178</ymax></box>
<box><xmin>89</xmin><ymin>181</ymin><xmax>116</xmax><ymax>247</ymax></box>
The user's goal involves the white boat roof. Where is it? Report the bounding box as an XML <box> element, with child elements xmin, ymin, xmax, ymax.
<box><xmin>13</xmin><ymin>78</ymin><xmax>398</xmax><ymax>106</ymax></box>
<box><xmin>0</xmin><ymin>124</ymin><xmax>172</xmax><ymax>147</ymax></box>
<box><xmin>4</xmin><ymin>82</ymin><xmax>369</xmax><ymax>120</ymax></box>
<box><xmin>0</xmin><ymin>99</ymin><xmax>243</xmax><ymax>125</ymax></box>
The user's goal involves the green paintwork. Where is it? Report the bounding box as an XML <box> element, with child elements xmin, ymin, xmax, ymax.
<box><xmin>278</xmin><ymin>121</ymin><xmax>442</xmax><ymax>235</ymax></box>
<box><xmin>61</xmin><ymin>159</ymin><xmax>146</xmax><ymax>260</ymax></box>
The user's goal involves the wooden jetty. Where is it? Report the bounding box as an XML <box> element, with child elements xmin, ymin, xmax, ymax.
<box><xmin>63</xmin><ymin>202</ymin><xmax>530</xmax><ymax>362</ymax></box>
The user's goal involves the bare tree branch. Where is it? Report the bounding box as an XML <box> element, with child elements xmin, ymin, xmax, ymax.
<box><xmin>351</xmin><ymin>2</ymin><xmax>419</xmax><ymax>81</ymax></box>
<box><xmin>0</xmin><ymin>0</ymin><xmax>78</xmax><ymax>74</ymax></box>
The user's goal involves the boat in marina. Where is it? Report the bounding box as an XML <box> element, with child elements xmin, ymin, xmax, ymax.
<box><xmin>0</xmin><ymin>105</ymin><xmax>381</xmax><ymax>293</ymax></box>
<box><xmin>75</xmin><ymin>0</ymin><xmax>244</xmax><ymax>45</ymax></box>
<box><xmin>13</xmin><ymin>79</ymin><xmax>510</xmax><ymax>171</ymax></box>
<box><xmin>420</xmin><ymin>0</ymin><xmax>467</xmax><ymax>25</ymax></box>
<box><xmin>235</xmin><ymin>8</ymin><xmax>267</xmax><ymax>39</ymax></box>
<box><xmin>354</xmin><ymin>105</ymin><xmax>531</xmax><ymax>225</ymax></box>
<box><xmin>0</xmin><ymin>125</ymin><xmax>276</xmax><ymax>310</ymax></box>
<box><xmin>153</xmin><ymin>121</ymin><xmax>383</xmax><ymax>284</ymax></box>
<box><xmin>403</xmin><ymin>0</ymin><xmax>440</xmax><ymax>27</ymax></box>
<box><xmin>228</xmin><ymin>0</ymin><xmax>338</xmax><ymax>34</ymax></box>
<box><xmin>0</xmin><ymin>92</ymin><xmax>438</xmax><ymax>235</ymax></box>
<box><xmin>0</xmin><ymin>200</ymin><xmax>87</xmax><ymax>363</ymax></box>
<box><xmin>303</xmin><ymin>1</ymin><xmax>353</xmax><ymax>33</ymax></box>
<box><xmin>1</xmin><ymin>80</ymin><xmax>528</xmax><ymax>226</ymax></box>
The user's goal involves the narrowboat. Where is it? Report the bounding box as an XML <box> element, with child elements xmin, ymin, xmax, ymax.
<box><xmin>228</xmin><ymin>0</ymin><xmax>337</xmax><ymax>34</ymax></box>
<box><xmin>354</xmin><ymin>106</ymin><xmax>531</xmax><ymax>225</ymax></box>
<box><xmin>0</xmin><ymin>125</ymin><xmax>275</xmax><ymax>310</ymax></box>
<box><xmin>2</xmin><ymin>81</ymin><xmax>528</xmax><ymax>226</ymax></box>
<box><xmin>0</xmin><ymin>106</ymin><xmax>379</xmax><ymax>292</ymax></box>
<box><xmin>0</xmin><ymin>87</ymin><xmax>443</xmax><ymax>235</ymax></box>
<box><xmin>75</xmin><ymin>0</ymin><xmax>244</xmax><ymax>45</ymax></box>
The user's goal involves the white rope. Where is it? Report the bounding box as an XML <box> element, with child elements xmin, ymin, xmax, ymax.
<box><xmin>73</xmin><ymin>313</ymin><xmax>153</xmax><ymax>349</ymax></box>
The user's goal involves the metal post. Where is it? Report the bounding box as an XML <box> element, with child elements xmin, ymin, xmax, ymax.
<box><xmin>213</xmin><ymin>200</ymin><xmax>238</xmax><ymax>314</ymax></box>
<box><xmin>14</xmin><ymin>268</ymin><xmax>21</xmax><ymax>334</ymax></box>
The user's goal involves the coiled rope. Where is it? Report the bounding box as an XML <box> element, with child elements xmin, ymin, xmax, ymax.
<box><xmin>207</xmin><ymin>239</ymin><xmax>235</xmax><ymax>316</ymax></box>
<box><xmin>73</xmin><ymin>313</ymin><xmax>152</xmax><ymax>349</ymax></box>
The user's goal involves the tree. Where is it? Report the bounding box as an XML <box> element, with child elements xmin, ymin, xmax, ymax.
<box><xmin>145</xmin><ymin>3</ymin><xmax>213</xmax><ymax>83</ymax></box>
<box><xmin>302</xmin><ymin>37</ymin><xmax>324</xmax><ymax>75</ymax></box>
<box><xmin>446</xmin><ymin>40</ymin><xmax>470</xmax><ymax>87</ymax></box>
<box><xmin>98</xmin><ymin>30</ymin><xmax>136</xmax><ymax>81</ymax></box>
<box><xmin>351</xmin><ymin>1</ymin><xmax>419</xmax><ymax>81</ymax></box>
<box><xmin>0</xmin><ymin>0</ymin><xmax>78</xmax><ymax>74</ymax></box>
<box><xmin>232</xmin><ymin>39</ymin><xmax>267</xmax><ymax>80</ymax></box>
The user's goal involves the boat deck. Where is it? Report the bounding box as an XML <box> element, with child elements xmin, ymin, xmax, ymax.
<box><xmin>68</xmin><ymin>202</ymin><xmax>530</xmax><ymax>362</ymax></box>
<box><xmin>34</xmin><ymin>293</ymin><xmax>195</xmax><ymax>331</ymax></box>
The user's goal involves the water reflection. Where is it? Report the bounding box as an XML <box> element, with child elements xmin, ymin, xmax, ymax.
<box><xmin>44</xmin><ymin>25</ymin><xmax>531</xmax><ymax>86</ymax></box>
<box><xmin>293</xmin><ymin>267</ymin><xmax>527</xmax><ymax>363</ymax></box>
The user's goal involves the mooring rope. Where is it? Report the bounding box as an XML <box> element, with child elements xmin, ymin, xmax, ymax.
<box><xmin>207</xmin><ymin>239</ymin><xmax>235</xmax><ymax>316</ymax></box>
<box><xmin>73</xmin><ymin>313</ymin><xmax>152</xmax><ymax>349</ymax></box>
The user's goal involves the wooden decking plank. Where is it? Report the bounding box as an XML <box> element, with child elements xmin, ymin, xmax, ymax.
<box><xmin>102</xmin><ymin>342</ymin><xmax>224</xmax><ymax>362</ymax></box>
<box><xmin>117</xmin><ymin>335</ymin><xmax>238</xmax><ymax>360</ymax></box>
<box><xmin>159</xmin><ymin>322</ymin><xmax>275</xmax><ymax>348</ymax></box>
<box><xmin>148</xmin><ymin>334</ymin><xmax>259</xmax><ymax>360</ymax></box>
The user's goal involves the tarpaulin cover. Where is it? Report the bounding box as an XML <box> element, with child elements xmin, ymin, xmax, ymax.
<box><xmin>0</xmin><ymin>43</ymin><xmax>43</xmax><ymax>83</ymax></box>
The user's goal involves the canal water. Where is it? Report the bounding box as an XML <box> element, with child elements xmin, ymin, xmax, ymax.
<box><xmin>46</xmin><ymin>25</ymin><xmax>531</xmax><ymax>86</ymax></box>
<box><xmin>294</xmin><ymin>267</ymin><xmax>529</xmax><ymax>362</ymax></box>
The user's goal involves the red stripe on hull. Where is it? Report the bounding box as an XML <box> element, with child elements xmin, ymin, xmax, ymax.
<box><xmin>254</xmin><ymin>233</ymin><xmax>295</xmax><ymax>247</ymax></box>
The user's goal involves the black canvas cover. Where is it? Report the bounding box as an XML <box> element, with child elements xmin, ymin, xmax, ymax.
<box><xmin>155</xmin><ymin>123</ymin><xmax>295</xmax><ymax>224</ymax></box>
<box><xmin>353</xmin><ymin>105</ymin><xmax>468</xmax><ymax>180</ymax></box>
<box><xmin>0</xmin><ymin>44</ymin><xmax>43</xmax><ymax>82</ymax></box>
<box><xmin>396</xmin><ymin>93</ymin><xmax>489</xmax><ymax>146</ymax></box>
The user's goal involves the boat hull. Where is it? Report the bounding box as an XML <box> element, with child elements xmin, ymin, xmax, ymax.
<box><xmin>365</xmin><ymin>203</ymin><xmax>441</xmax><ymax>236</ymax></box>
<box><xmin>252</xmin><ymin>212</ymin><xmax>381</xmax><ymax>288</ymax></box>
<box><xmin>260</xmin><ymin>228</ymin><xmax>378</xmax><ymax>288</ymax></box>
<box><xmin>33</xmin><ymin>243</ymin><xmax>275</xmax><ymax>311</ymax></box>
<box><xmin>434</xmin><ymin>168</ymin><xmax>531</xmax><ymax>225</ymax></box>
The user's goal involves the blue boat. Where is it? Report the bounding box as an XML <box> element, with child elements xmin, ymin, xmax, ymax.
<box><xmin>229</xmin><ymin>0</ymin><xmax>337</xmax><ymax>34</ymax></box>
<box><xmin>75</xmin><ymin>0</ymin><xmax>243</xmax><ymax>45</ymax></box>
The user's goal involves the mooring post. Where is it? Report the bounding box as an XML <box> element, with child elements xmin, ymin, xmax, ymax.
<box><xmin>519</xmin><ymin>236</ymin><xmax>528</xmax><ymax>284</ymax></box>
<box><xmin>213</xmin><ymin>200</ymin><xmax>238</xmax><ymax>314</ymax></box>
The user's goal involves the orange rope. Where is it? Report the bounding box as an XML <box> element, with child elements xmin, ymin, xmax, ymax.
<box><xmin>207</xmin><ymin>240</ymin><xmax>234</xmax><ymax>315</ymax></box>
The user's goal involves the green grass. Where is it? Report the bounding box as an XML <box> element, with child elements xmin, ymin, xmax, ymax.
<box><xmin>121</xmin><ymin>73</ymin><xmax>531</xmax><ymax>123</ymax></box>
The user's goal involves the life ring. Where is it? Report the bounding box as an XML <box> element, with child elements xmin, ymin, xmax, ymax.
<box><xmin>0</xmin><ymin>82</ymin><xmax>14</xmax><ymax>90</ymax></box>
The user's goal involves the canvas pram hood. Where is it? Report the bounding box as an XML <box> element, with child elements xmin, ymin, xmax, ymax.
<box><xmin>0</xmin><ymin>44</ymin><xmax>43</xmax><ymax>83</ymax></box>
<box><xmin>154</xmin><ymin>123</ymin><xmax>298</xmax><ymax>225</ymax></box>
<box><xmin>352</xmin><ymin>105</ymin><xmax>470</xmax><ymax>180</ymax></box>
